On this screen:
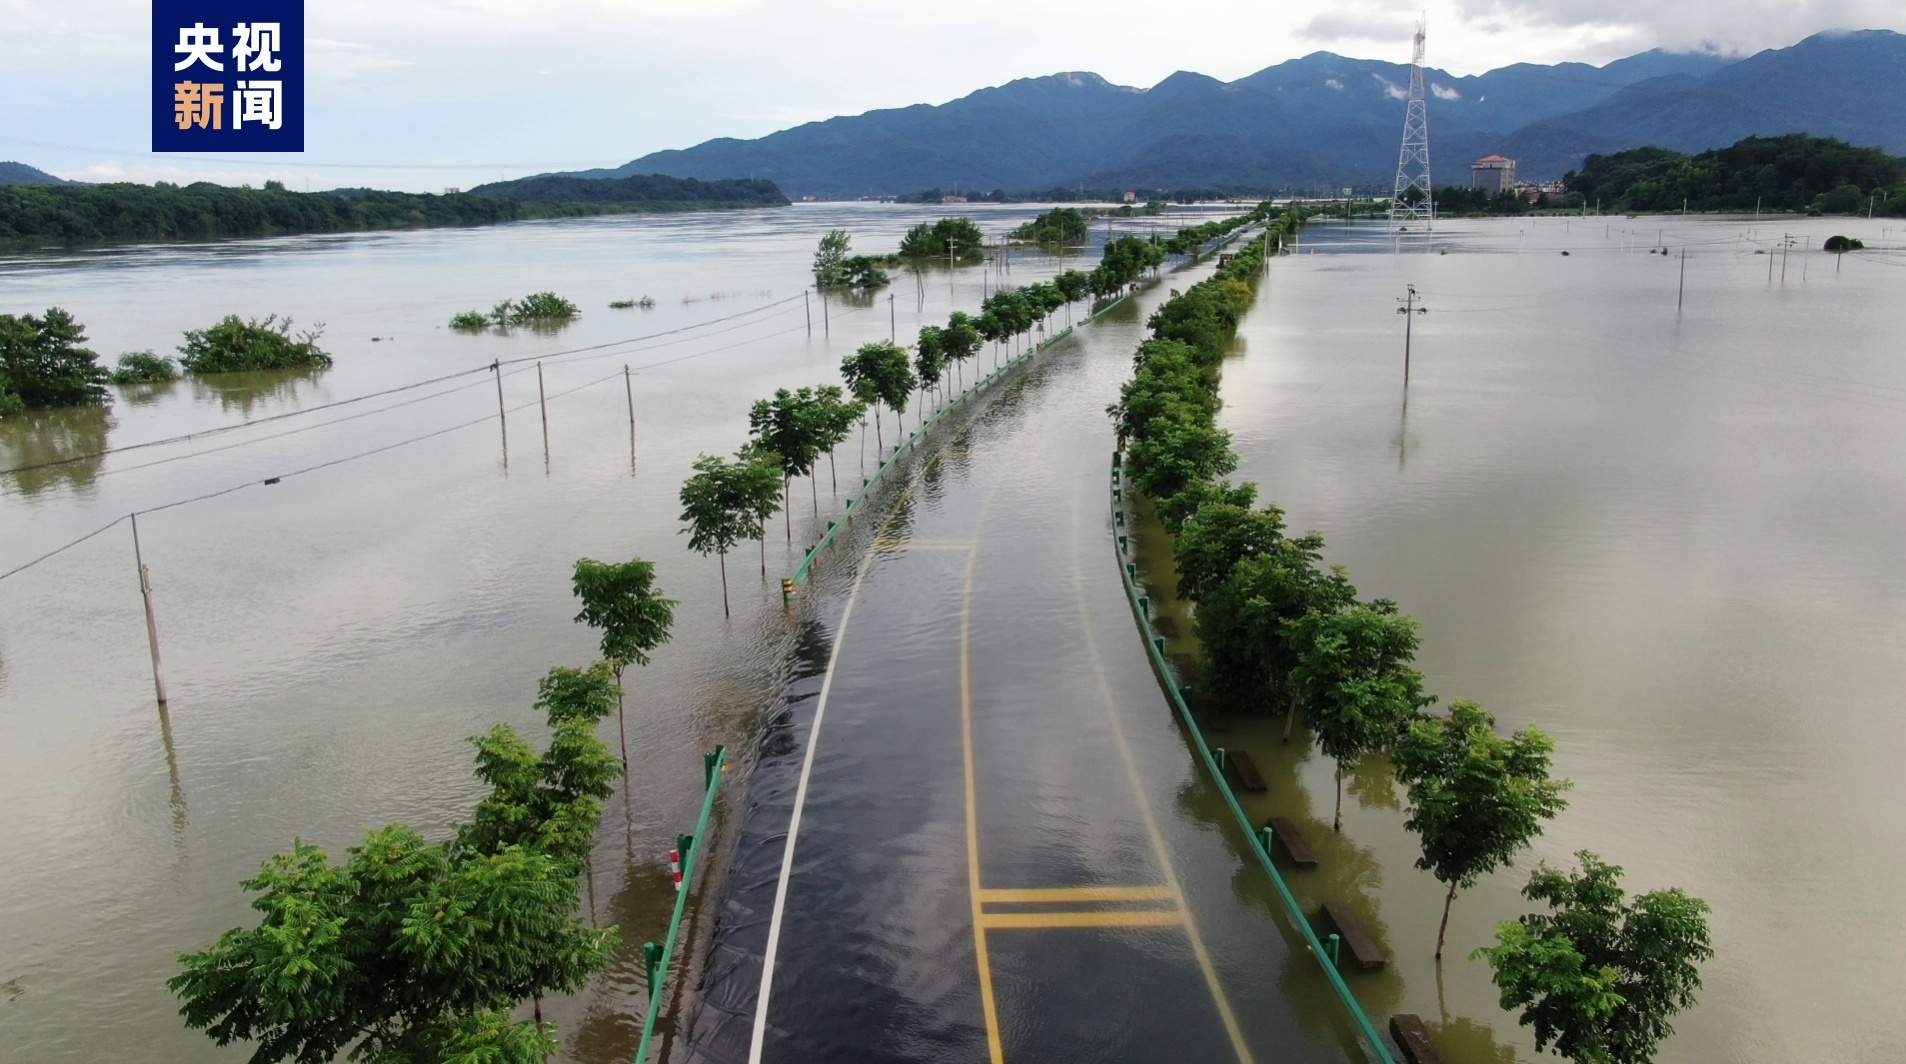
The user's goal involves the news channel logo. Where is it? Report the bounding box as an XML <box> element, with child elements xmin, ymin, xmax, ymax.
<box><xmin>152</xmin><ymin>0</ymin><xmax>304</xmax><ymax>151</ymax></box>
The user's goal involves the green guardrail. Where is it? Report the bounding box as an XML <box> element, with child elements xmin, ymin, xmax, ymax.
<box><xmin>632</xmin><ymin>743</ymin><xmax>728</xmax><ymax>1063</ymax></box>
<box><xmin>1106</xmin><ymin>453</ymin><xmax>1399</xmax><ymax>1064</ymax></box>
<box><xmin>783</xmin><ymin>290</ymin><xmax>1138</xmax><ymax>597</ymax></box>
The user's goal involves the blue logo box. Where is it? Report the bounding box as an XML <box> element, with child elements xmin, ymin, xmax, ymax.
<box><xmin>151</xmin><ymin>0</ymin><xmax>304</xmax><ymax>151</ymax></box>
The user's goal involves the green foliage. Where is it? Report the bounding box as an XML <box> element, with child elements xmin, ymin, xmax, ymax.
<box><xmin>748</xmin><ymin>387</ymin><xmax>827</xmax><ymax>481</ymax></box>
<box><xmin>169</xmin><ymin>666</ymin><xmax>621</xmax><ymax>1062</ymax></box>
<box><xmin>571</xmin><ymin>557</ymin><xmax>676</xmax><ymax>672</ymax></box>
<box><xmin>178</xmin><ymin>315</ymin><xmax>333</xmax><ymax>373</ymax></box>
<box><xmin>464</xmin><ymin>172</ymin><xmax>787</xmax><ymax>207</ymax></box>
<box><xmin>0</xmin><ymin>307</ymin><xmax>109</xmax><ymax>408</ymax></box>
<box><xmin>1476</xmin><ymin>852</ymin><xmax>1713</xmax><ymax>1064</ymax></box>
<box><xmin>1824</xmin><ymin>234</ymin><xmax>1865</xmax><ymax>252</ymax></box>
<box><xmin>1393</xmin><ymin>700</ymin><xmax>1572</xmax><ymax>956</ymax></box>
<box><xmin>449</xmin><ymin>310</ymin><xmax>488</xmax><ymax>330</ymax></box>
<box><xmin>1195</xmin><ymin>528</ymin><xmax>1352</xmax><ymax>710</ymax></box>
<box><xmin>1126</xmin><ymin>405</ymin><xmax>1236</xmax><ymax>507</ymax></box>
<box><xmin>914</xmin><ymin>325</ymin><xmax>946</xmax><ymax>389</ymax></box>
<box><xmin>1564</xmin><ymin>134</ymin><xmax>1905</xmax><ymax>215</ymax></box>
<box><xmin>1054</xmin><ymin>270</ymin><xmax>1090</xmax><ymax>306</ymax></box>
<box><xmin>732</xmin><ymin>444</ymin><xmax>786</xmax><ymax>534</ymax></box>
<box><xmin>841</xmin><ymin>341</ymin><xmax>915</xmax><ymax>416</ymax></box>
<box><xmin>1171</xmin><ymin>483</ymin><xmax>1282</xmax><ymax>603</ymax></box>
<box><xmin>0</xmin><ymin>177</ymin><xmax>785</xmax><ymax>246</ymax></box>
<box><xmin>680</xmin><ymin>453</ymin><xmax>763</xmax><ymax>561</ymax></box>
<box><xmin>1012</xmin><ymin>207</ymin><xmax>1090</xmax><ymax>245</ymax></box>
<box><xmin>898</xmin><ymin>217</ymin><xmax>986</xmax><ymax>261</ymax></box>
<box><xmin>109</xmin><ymin>350</ymin><xmax>180</xmax><ymax>385</ymax></box>
<box><xmin>608</xmin><ymin>299</ymin><xmax>636</xmax><ymax>309</ymax></box>
<box><xmin>811</xmin><ymin>384</ymin><xmax>865</xmax><ymax>456</ymax></box>
<box><xmin>813</xmin><ymin>229</ymin><xmax>851</xmax><ymax>288</ymax></box>
<box><xmin>1287</xmin><ymin>601</ymin><xmax>1430</xmax><ymax>827</ymax></box>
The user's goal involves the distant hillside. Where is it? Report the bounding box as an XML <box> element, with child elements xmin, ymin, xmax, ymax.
<box><xmin>0</xmin><ymin>161</ymin><xmax>64</xmax><ymax>186</ymax></box>
<box><xmin>467</xmin><ymin>171</ymin><xmax>787</xmax><ymax>207</ymax></box>
<box><xmin>0</xmin><ymin>179</ymin><xmax>775</xmax><ymax>247</ymax></box>
<box><xmin>1564</xmin><ymin>134</ymin><xmax>1906</xmax><ymax>214</ymax></box>
<box><xmin>1503</xmin><ymin>31</ymin><xmax>1906</xmax><ymax>174</ymax></box>
<box><xmin>572</xmin><ymin>29</ymin><xmax>1903</xmax><ymax>193</ymax></box>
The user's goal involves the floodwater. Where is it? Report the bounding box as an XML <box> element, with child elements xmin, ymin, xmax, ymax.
<box><xmin>0</xmin><ymin>202</ymin><xmax>1223</xmax><ymax>1061</ymax></box>
<box><xmin>1190</xmin><ymin>215</ymin><xmax>1906</xmax><ymax>1064</ymax></box>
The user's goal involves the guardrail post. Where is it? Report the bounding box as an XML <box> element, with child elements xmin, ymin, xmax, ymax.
<box><xmin>1126</xmin><ymin>562</ymin><xmax>1136</xmax><ymax>582</ymax></box>
<box><xmin>1258</xmin><ymin>824</ymin><xmax>1275</xmax><ymax>858</ymax></box>
<box><xmin>1213</xmin><ymin>747</ymin><xmax>1227</xmax><ymax>775</ymax></box>
<box><xmin>1326</xmin><ymin>932</ymin><xmax>1343</xmax><ymax>968</ymax></box>
<box><xmin>1138</xmin><ymin>596</ymin><xmax>1149</xmax><ymax>618</ymax></box>
<box><xmin>1151</xmin><ymin>635</ymin><xmax>1166</xmax><ymax>656</ymax></box>
<box><xmin>643</xmin><ymin>940</ymin><xmax>663</xmax><ymax>997</ymax></box>
<box><xmin>1118</xmin><ymin>534</ymin><xmax>1128</xmax><ymax>553</ymax></box>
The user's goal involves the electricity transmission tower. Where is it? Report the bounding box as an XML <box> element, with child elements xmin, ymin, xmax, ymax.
<box><xmin>1388</xmin><ymin>18</ymin><xmax>1434</xmax><ymax>231</ymax></box>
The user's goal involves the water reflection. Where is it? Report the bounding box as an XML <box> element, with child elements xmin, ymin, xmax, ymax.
<box><xmin>186</xmin><ymin>365</ymin><xmax>326</xmax><ymax>415</ymax></box>
<box><xmin>0</xmin><ymin>405</ymin><xmax>112</xmax><ymax>496</ymax></box>
<box><xmin>117</xmin><ymin>378</ymin><xmax>184</xmax><ymax>408</ymax></box>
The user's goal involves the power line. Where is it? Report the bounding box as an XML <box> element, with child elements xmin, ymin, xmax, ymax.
<box><xmin>0</xmin><ymin>293</ymin><xmax>806</xmax><ymax>479</ymax></box>
<box><xmin>0</xmin><ymin>515</ymin><xmax>128</xmax><ymax>583</ymax></box>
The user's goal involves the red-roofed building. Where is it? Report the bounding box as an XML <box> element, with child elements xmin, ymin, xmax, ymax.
<box><xmin>1471</xmin><ymin>154</ymin><xmax>1517</xmax><ymax>195</ymax></box>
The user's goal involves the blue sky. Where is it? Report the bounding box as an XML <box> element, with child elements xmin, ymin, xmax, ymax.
<box><xmin>2</xmin><ymin>0</ymin><xmax>1898</xmax><ymax>191</ymax></box>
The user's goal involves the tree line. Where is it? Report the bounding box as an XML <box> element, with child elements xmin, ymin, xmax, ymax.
<box><xmin>1111</xmin><ymin>205</ymin><xmax>1713</xmax><ymax>1064</ymax></box>
<box><xmin>1</xmin><ymin>308</ymin><xmax>330</xmax><ymax>417</ymax></box>
<box><xmin>1564</xmin><ymin>134</ymin><xmax>1906</xmax><ymax>215</ymax></box>
<box><xmin>172</xmin><ymin>558</ymin><xmax>679</xmax><ymax>1063</ymax></box>
<box><xmin>679</xmin><ymin>222</ymin><xmax>1168</xmax><ymax>613</ymax></box>
<box><xmin>0</xmin><ymin>176</ymin><xmax>786</xmax><ymax>246</ymax></box>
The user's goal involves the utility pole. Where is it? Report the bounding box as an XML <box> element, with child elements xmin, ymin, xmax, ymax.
<box><xmin>1781</xmin><ymin>233</ymin><xmax>1790</xmax><ymax>285</ymax></box>
<box><xmin>536</xmin><ymin>362</ymin><xmax>551</xmax><ymax>468</ymax></box>
<box><xmin>1677</xmin><ymin>248</ymin><xmax>1686</xmax><ymax>311</ymax></box>
<box><xmin>623</xmin><ymin>365</ymin><xmax>636</xmax><ymax>468</ymax></box>
<box><xmin>1387</xmin><ymin>18</ymin><xmax>1434</xmax><ymax>231</ymax></box>
<box><xmin>490</xmin><ymin>360</ymin><xmax>508</xmax><ymax>466</ymax></box>
<box><xmin>803</xmin><ymin>289</ymin><xmax>811</xmax><ymax>335</ymax></box>
<box><xmin>130</xmin><ymin>513</ymin><xmax>168</xmax><ymax>706</ymax></box>
<box><xmin>889</xmin><ymin>292</ymin><xmax>895</xmax><ymax>342</ymax></box>
<box><xmin>1396</xmin><ymin>283</ymin><xmax>1427</xmax><ymax>384</ymax></box>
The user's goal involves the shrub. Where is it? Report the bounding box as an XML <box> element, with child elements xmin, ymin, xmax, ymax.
<box><xmin>0</xmin><ymin>307</ymin><xmax>110</xmax><ymax>408</ymax></box>
<box><xmin>178</xmin><ymin>315</ymin><xmax>332</xmax><ymax>373</ymax></box>
<box><xmin>608</xmin><ymin>299</ymin><xmax>635</xmax><ymax>310</ymax></box>
<box><xmin>0</xmin><ymin>378</ymin><xmax>22</xmax><ymax>418</ymax></box>
<box><xmin>509</xmin><ymin>291</ymin><xmax>579</xmax><ymax>324</ymax></box>
<box><xmin>449</xmin><ymin>310</ymin><xmax>489</xmax><ymax>330</ymax></box>
<box><xmin>1824</xmin><ymin>235</ymin><xmax>1865</xmax><ymax>252</ymax></box>
<box><xmin>110</xmin><ymin>350</ymin><xmax>180</xmax><ymax>384</ymax></box>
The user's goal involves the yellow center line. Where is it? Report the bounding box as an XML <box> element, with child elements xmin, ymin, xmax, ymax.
<box><xmin>961</xmin><ymin>535</ymin><xmax>1006</xmax><ymax>1064</ymax></box>
<box><xmin>1067</xmin><ymin>484</ymin><xmax>1258</xmax><ymax>1064</ymax></box>
<box><xmin>980</xmin><ymin>909</ymin><xmax>1185</xmax><ymax>931</ymax></box>
<box><xmin>977</xmin><ymin>885</ymin><xmax>1174</xmax><ymax>905</ymax></box>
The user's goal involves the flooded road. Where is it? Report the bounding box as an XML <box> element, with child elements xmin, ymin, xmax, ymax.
<box><xmin>686</xmin><ymin>263</ymin><xmax>1358</xmax><ymax>1064</ymax></box>
<box><xmin>0</xmin><ymin>203</ymin><xmax>1230</xmax><ymax>1061</ymax></box>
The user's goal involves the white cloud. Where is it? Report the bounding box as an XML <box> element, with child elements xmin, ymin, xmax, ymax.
<box><xmin>1431</xmin><ymin>82</ymin><xmax>1461</xmax><ymax>99</ymax></box>
<box><xmin>1324</xmin><ymin>77</ymin><xmax>1345</xmax><ymax>89</ymax></box>
<box><xmin>1371</xmin><ymin>72</ymin><xmax>1408</xmax><ymax>99</ymax></box>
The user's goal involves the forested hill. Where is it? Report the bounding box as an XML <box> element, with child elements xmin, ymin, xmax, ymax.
<box><xmin>465</xmin><ymin>172</ymin><xmax>786</xmax><ymax>206</ymax></box>
<box><xmin>0</xmin><ymin>161</ymin><xmax>65</xmax><ymax>186</ymax></box>
<box><xmin>581</xmin><ymin>29</ymin><xmax>1906</xmax><ymax>194</ymax></box>
<box><xmin>1564</xmin><ymin>135</ymin><xmax>1906</xmax><ymax>214</ymax></box>
<box><xmin>0</xmin><ymin>174</ymin><xmax>788</xmax><ymax>246</ymax></box>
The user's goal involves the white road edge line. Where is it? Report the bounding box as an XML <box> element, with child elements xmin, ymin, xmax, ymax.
<box><xmin>745</xmin><ymin>505</ymin><xmax>891</xmax><ymax>1064</ymax></box>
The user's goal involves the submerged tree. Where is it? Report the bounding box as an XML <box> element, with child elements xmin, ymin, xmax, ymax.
<box><xmin>1393</xmin><ymin>700</ymin><xmax>1571</xmax><ymax>960</ymax></box>
<box><xmin>170</xmin><ymin>664</ymin><xmax>621</xmax><ymax>1063</ymax></box>
<box><xmin>571</xmin><ymin>557</ymin><xmax>676</xmax><ymax>764</ymax></box>
<box><xmin>748</xmin><ymin>387</ymin><xmax>826</xmax><ymax>537</ymax></box>
<box><xmin>812</xmin><ymin>229</ymin><xmax>851</xmax><ymax>289</ymax></box>
<box><xmin>1476</xmin><ymin>851</ymin><xmax>1713</xmax><ymax>1064</ymax></box>
<box><xmin>0</xmin><ymin>307</ymin><xmax>110</xmax><ymax>409</ymax></box>
<box><xmin>734</xmin><ymin>444</ymin><xmax>786</xmax><ymax>575</ymax></box>
<box><xmin>680</xmin><ymin>454</ymin><xmax>759</xmax><ymax>615</ymax></box>
<box><xmin>1286</xmin><ymin>600</ymin><xmax>1428</xmax><ymax>830</ymax></box>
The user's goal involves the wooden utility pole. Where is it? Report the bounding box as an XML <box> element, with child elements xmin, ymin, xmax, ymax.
<box><xmin>536</xmin><ymin>362</ymin><xmax>550</xmax><ymax>466</ymax></box>
<box><xmin>1678</xmin><ymin>249</ymin><xmax>1687</xmax><ymax>311</ymax></box>
<box><xmin>623</xmin><ymin>365</ymin><xmax>636</xmax><ymax>467</ymax></box>
<box><xmin>490</xmin><ymin>361</ymin><xmax>508</xmax><ymax>463</ymax></box>
<box><xmin>803</xmin><ymin>289</ymin><xmax>811</xmax><ymax>335</ymax></box>
<box><xmin>1781</xmin><ymin>233</ymin><xmax>1790</xmax><ymax>284</ymax></box>
<box><xmin>822</xmin><ymin>292</ymin><xmax>829</xmax><ymax>336</ymax></box>
<box><xmin>130</xmin><ymin>513</ymin><xmax>168</xmax><ymax>706</ymax></box>
<box><xmin>889</xmin><ymin>292</ymin><xmax>895</xmax><ymax>342</ymax></box>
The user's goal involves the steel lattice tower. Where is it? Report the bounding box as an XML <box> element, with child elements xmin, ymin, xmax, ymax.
<box><xmin>1388</xmin><ymin>19</ymin><xmax>1434</xmax><ymax>230</ymax></box>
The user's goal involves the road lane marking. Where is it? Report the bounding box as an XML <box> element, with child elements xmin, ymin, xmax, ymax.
<box><xmin>980</xmin><ymin>909</ymin><xmax>1185</xmax><ymax>930</ymax></box>
<box><xmin>961</xmin><ymin>538</ymin><xmax>1008</xmax><ymax>1064</ymax></box>
<box><xmin>1067</xmin><ymin>486</ymin><xmax>1257</xmax><ymax>1064</ymax></box>
<box><xmin>977</xmin><ymin>885</ymin><xmax>1174</xmax><ymax>904</ymax></box>
<box><xmin>747</xmin><ymin>457</ymin><xmax>940</xmax><ymax>1064</ymax></box>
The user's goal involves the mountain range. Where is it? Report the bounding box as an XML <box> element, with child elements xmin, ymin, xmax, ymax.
<box><xmin>574</xmin><ymin>29</ymin><xmax>1906</xmax><ymax>196</ymax></box>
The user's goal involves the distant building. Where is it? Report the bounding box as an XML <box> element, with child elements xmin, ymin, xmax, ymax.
<box><xmin>1121</xmin><ymin>190</ymin><xmax>1137</xmax><ymax>203</ymax></box>
<box><xmin>442</xmin><ymin>187</ymin><xmax>461</xmax><ymax>195</ymax></box>
<box><xmin>1513</xmin><ymin>180</ymin><xmax>1567</xmax><ymax>204</ymax></box>
<box><xmin>941</xmin><ymin>194</ymin><xmax>968</xmax><ymax>204</ymax></box>
<box><xmin>1470</xmin><ymin>154</ymin><xmax>1516</xmax><ymax>194</ymax></box>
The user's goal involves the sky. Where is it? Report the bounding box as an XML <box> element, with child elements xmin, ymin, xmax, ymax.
<box><xmin>2</xmin><ymin>0</ymin><xmax>1900</xmax><ymax>191</ymax></box>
